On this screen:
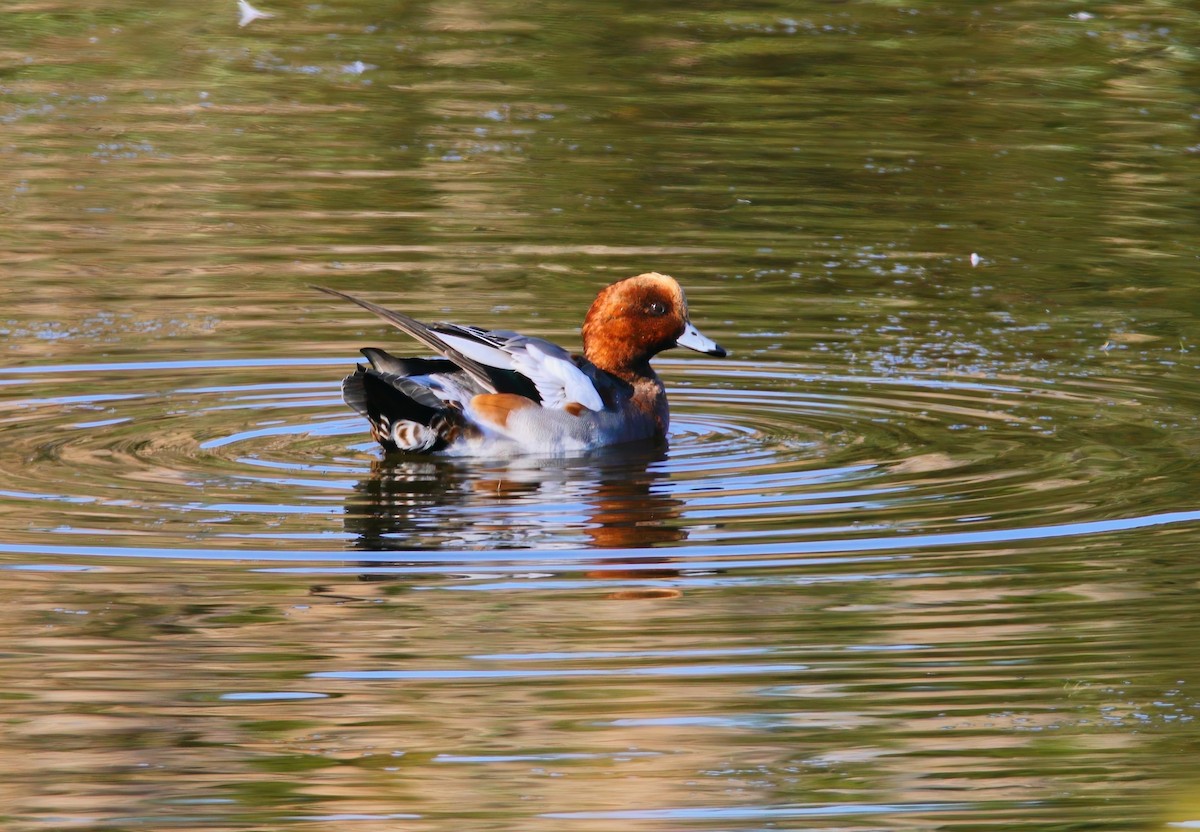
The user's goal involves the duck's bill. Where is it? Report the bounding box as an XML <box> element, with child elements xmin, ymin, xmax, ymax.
<box><xmin>677</xmin><ymin>321</ymin><xmax>727</xmax><ymax>357</ymax></box>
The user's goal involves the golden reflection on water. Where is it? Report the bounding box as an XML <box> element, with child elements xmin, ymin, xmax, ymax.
<box><xmin>0</xmin><ymin>545</ymin><xmax>1194</xmax><ymax>830</ymax></box>
<box><xmin>3</xmin><ymin>0</ymin><xmax>1200</xmax><ymax>829</ymax></box>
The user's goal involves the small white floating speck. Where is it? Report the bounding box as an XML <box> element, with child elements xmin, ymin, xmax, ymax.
<box><xmin>238</xmin><ymin>0</ymin><xmax>275</xmax><ymax>28</ymax></box>
<box><xmin>1070</xmin><ymin>11</ymin><xmax>1095</xmax><ymax>21</ymax></box>
<box><xmin>969</xmin><ymin>252</ymin><xmax>981</xmax><ymax>267</ymax></box>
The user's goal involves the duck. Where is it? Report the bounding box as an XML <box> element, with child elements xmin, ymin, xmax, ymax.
<box><xmin>317</xmin><ymin>272</ymin><xmax>727</xmax><ymax>455</ymax></box>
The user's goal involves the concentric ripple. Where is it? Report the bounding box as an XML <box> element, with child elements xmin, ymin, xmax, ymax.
<box><xmin>2</xmin><ymin>355</ymin><xmax>1199</xmax><ymax>569</ymax></box>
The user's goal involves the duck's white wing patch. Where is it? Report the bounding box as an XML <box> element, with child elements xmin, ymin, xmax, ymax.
<box><xmin>424</xmin><ymin>323</ymin><xmax>603</xmax><ymax>412</ymax></box>
<box><xmin>432</xmin><ymin>331</ymin><xmax>516</xmax><ymax>371</ymax></box>
<box><xmin>510</xmin><ymin>342</ymin><xmax>605</xmax><ymax>411</ymax></box>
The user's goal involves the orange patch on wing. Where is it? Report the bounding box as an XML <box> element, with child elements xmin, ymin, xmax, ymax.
<box><xmin>564</xmin><ymin>401</ymin><xmax>587</xmax><ymax>417</ymax></box>
<box><xmin>471</xmin><ymin>393</ymin><xmax>537</xmax><ymax>429</ymax></box>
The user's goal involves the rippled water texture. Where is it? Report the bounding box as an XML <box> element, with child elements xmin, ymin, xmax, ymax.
<box><xmin>3</xmin><ymin>2</ymin><xmax>1200</xmax><ymax>830</ymax></box>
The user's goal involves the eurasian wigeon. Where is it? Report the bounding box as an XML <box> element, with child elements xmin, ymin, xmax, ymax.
<box><xmin>318</xmin><ymin>273</ymin><xmax>727</xmax><ymax>455</ymax></box>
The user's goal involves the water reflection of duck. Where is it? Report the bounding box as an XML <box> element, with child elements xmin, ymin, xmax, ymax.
<box><xmin>336</xmin><ymin>448</ymin><xmax>691</xmax><ymax>599</ymax></box>
<box><xmin>344</xmin><ymin>446</ymin><xmax>685</xmax><ymax>553</ymax></box>
<box><xmin>316</xmin><ymin>273</ymin><xmax>726</xmax><ymax>456</ymax></box>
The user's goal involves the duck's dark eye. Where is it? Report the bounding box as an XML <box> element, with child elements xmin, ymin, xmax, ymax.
<box><xmin>646</xmin><ymin>301</ymin><xmax>668</xmax><ymax>316</ymax></box>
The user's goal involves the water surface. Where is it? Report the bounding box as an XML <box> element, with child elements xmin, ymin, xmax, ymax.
<box><xmin>2</xmin><ymin>1</ymin><xmax>1200</xmax><ymax>830</ymax></box>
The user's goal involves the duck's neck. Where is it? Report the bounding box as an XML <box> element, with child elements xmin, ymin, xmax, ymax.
<box><xmin>584</xmin><ymin>339</ymin><xmax>668</xmax><ymax>436</ymax></box>
<box><xmin>584</xmin><ymin>339</ymin><xmax>653</xmax><ymax>382</ymax></box>
<box><xmin>632</xmin><ymin>373</ymin><xmax>669</xmax><ymax>436</ymax></box>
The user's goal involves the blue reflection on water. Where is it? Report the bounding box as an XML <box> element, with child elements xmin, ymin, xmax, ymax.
<box><xmin>2</xmin><ymin>508</ymin><xmax>1197</xmax><ymax>562</ymax></box>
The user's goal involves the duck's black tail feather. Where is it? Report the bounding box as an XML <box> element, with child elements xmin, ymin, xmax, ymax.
<box><xmin>359</xmin><ymin>348</ymin><xmax>458</xmax><ymax>379</ymax></box>
<box><xmin>342</xmin><ymin>363</ymin><xmax>470</xmax><ymax>453</ymax></box>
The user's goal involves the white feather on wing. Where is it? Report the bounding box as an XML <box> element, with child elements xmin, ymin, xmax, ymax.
<box><xmin>431</xmin><ymin>331</ymin><xmax>517</xmax><ymax>372</ymax></box>
<box><xmin>509</xmin><ymin>341</ymin><xmax>605</xmax><ymax>411</ymax></box>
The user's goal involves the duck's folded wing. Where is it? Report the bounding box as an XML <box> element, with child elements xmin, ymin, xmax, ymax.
<box><xmin>316</xmin><ymin>286</ymin><xmax>606</xmax><ymax>412</ymax></box>
<box><xmin>402</xmin><ymin>322</ymin><xmax>606</xmax><ymax>412</ymax></box>
<box><xmin>507</xmin><ymin>338</ymin><xmax>606</xmax><ymax>412</ymax></box>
